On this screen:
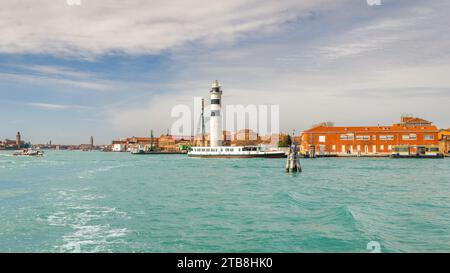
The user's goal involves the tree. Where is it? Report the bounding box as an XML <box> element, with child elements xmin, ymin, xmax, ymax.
<box><xmin>278</xmin><ymin>134</ymin><xmax>292</xmax><ymax>147</ymax></box>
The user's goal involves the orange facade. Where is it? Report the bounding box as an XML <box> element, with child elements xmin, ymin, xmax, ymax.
<box><xmin>439</xmin><ymin>129</ymin><xmax>450</xmax><ymax>154</ymax></box>
<box><xmin>300</xmin><ymin>116</ymin><xmax>440</xmax><ymax>156</ymax></box>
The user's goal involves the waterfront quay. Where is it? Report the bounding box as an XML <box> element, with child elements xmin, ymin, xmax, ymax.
<box><xmin>2</xmin><ymin>115</ymin><xmax>449</xmax><ymax>158</ymax></box>
<box><xmin>107</xmin><ymin>115</ymin><xmax>449</xmax><ymax>158</ymax></box>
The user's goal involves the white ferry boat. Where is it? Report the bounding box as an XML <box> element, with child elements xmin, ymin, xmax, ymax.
<box><xmin>187</xmin><ymin>80</ymin><xmax>286</xmax><ymax>159</ymax></box>
<box><xmin>13</xmin><ymin>149</ymin><xmax>44</xmax><ymax>157</ymax></box>
<box><xmin>188</xmin><ymin>146</ymin><xmax>286</xmax><ymax>158</ymax></box>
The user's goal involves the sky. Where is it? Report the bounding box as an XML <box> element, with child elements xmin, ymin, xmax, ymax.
<box><xmin>0</xmin><ymin>0</ymin><xmax>449</xmax><ymax>144</ymax></box>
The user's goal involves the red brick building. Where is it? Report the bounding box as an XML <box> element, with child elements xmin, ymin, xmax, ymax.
<box><xmin>300</xmin><ymin>115</ymin><xmax>440</xmax><ymax>156</ymax></box>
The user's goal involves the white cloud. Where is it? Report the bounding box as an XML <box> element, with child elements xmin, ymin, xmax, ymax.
<box><xmin>17</xmin><ymin>64</ymin><xmax>95</xmax><ymax>79</ymax></box>
<box><xmin>2</xmin><ymin>0</ymin><xmax>450</xmax><ymax>143</ymax></box>
<box><xmin>26</xmin><ymin>102</ymin><xmax>89</xmax><ymax>110</ymax></box>
<box><xmin>106</xmin><ymin>1</ymin><xmax>450</xmax><ymax>136</ymax></box>
<box><xmin>0</xmin><ymin>71</ymin><xmax>114</xmax><ymax>91</ymax></box>
<box><xmin>0</xmin><ymin>0</ymin><xmax>330</xmax><ymax>57</ymax></box>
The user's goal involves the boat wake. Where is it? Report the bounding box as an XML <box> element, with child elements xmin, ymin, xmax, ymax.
<box><xmin>45</xmin><ymin>188</ymin><xmax>129</xmax><ymax>253</ymax></box>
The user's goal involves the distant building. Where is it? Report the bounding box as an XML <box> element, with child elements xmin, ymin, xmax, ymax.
<box><xmin>300</xmin><ymin>115</ymin><xmax>440</xmax><ymax>156</ymax></box>
<box><xmin>127</xmin><ymin>136</ymin><xmax>157</xmax><ymax>151</ymax></box>
<box><xmin>193</xmin><ymin>130</ymin><xmax>282</xmax><ymax>147</ymax></box>
<box><xmin>158</xmin><ymin>135</ymin><xmax>177</xmax><ymax>151</ymax></box>
<box><xmin>111</xmin><ymin>134</ymin><xmax>194</xmax><ymax>152</ymax></box>
<box><xmin>16</xmin><ymin>132</ymin><xmax>21</xmax><ymax>148</ymax></box>
<box><xmin>111</xmin><ymin>140</ymin><xmax>127</xmax><ymax>152</ymax></box>
<box><xmin>439</xmin><ymin>129</ymin><xmax>450</xmax><ymax>155</ymax></box>
<box><xmin>0</xmin><ymin>132</ymin><xmax>29</xmax><ymax>150</ymax></box>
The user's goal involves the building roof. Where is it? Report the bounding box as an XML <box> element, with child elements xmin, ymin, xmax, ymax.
<box><xmin>303</xmin><ymin>116</ymin><xmax>438</xmax><ymax>134</ymax></box>
<box><xmin>396</xmin><ymin>117</ymin><xmax>432</xmax><ymax>126</ymax></box>
<box><xmin>126</xmin><ymin>137</ymin><xmax>157</xmax><ymax>142</ymax></box>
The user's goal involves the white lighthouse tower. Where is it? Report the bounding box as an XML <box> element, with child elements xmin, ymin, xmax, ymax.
<box><xmin>209</xmin><ymin>80</ymin><xmax>223</xmax><ymax>147</ymax></box>
<box><xmin>187</xmin><ymin>80</ymin><xmax>286</xmax><ymax>158</ymax></box>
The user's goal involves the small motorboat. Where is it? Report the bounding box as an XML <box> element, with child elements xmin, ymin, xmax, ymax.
<box><xmin>13</xmin><ymin>149</ymin><xmax>45</xmax><ymax>157</ymax></box>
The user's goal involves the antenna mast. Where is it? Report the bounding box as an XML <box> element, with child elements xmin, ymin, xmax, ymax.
<box><xmin>201</xmin><ymin>98</ymin><xmax>206</xmax><ymax>146</ymax></box>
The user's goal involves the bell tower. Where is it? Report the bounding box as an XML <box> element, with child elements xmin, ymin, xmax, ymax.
<box><xmin>16</xmin><ymin>132</ymin><xmax>21</xmax><ymax>148</ymax></box>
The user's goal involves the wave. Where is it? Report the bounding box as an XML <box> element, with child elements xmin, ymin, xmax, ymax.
<box><xmin>276</xmin><ymin>191</ymin><xmax>362</xmax><ymax>230</ymax></box>
<box><xmin>77</xmin><ymin>163</ymin><xmax>132</xmax><ymax>180</ymax></box>
<box><xmin>41</xmin><ymin>187</ymin><xmax>131</xmax><ymax>252</ymax></box>
<box><xmin>59</xmin><ymin>224</ymin><xmax>128</xmax><ymax>253</ymax></box>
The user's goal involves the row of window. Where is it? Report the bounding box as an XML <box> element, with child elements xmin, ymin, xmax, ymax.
<box><xmin>327</xmin><ymin>144</ymin><xmax>439</xmax><ymax>153</ymax></box>
<box><xmin>333</xmin><ymin>145</ymin><xmax>393</xmax><ymax>152</ymax></box>
<box><xmin>379</xmin><ymin>135</ymin><xmax>395</xmax><ymax>140</ymax></box>
<box><xmin>192</xmin><ymin>147</ymin><xmax>261</xmax><ymax>152</ymax></box>
<box><xmin>334</xmin><ymin>134</ymin><xmax>434</xmax><ymax>141</ymax></box>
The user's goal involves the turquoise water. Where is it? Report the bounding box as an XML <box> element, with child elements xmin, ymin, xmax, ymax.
<box><xmin>0</xmin><ymin>151</ymin><xmax>449</xmax><ymax>253</ymax></box>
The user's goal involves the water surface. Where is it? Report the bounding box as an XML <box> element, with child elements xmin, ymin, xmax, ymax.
<box><xmin>0</xmin><ymin>151</ymin><xmax>449</xmax><ymax>252</ymax></box>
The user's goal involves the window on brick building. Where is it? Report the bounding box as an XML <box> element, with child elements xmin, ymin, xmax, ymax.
<box><xmin>380</xmin><ymin>135</ymin><xmax>394</xmax><ymax>140</ymax></box>
<box><xmin>402</xmin><ymin>134</ymin><xmax>417</xmax><ymax>140</ymax></box>
<box><xmin>356</xmin><ymin>135</ymin><xmax>370</xmax><ymax>140</ymax></box>
<box><xmin>340</xmin><ymin>134</ymin><xmax>354</xmax><ymax>140</ymax></box>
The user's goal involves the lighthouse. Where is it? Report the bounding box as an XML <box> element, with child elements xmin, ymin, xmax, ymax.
<box><xmin>187</xmin><ymin>81</ymin><xmax>286</xmax><ymax>158</ymax></box>
<box><xmin>210</xmin><ymin>80</ymin><xmax>223</xmax><ymax>147</ymax></box>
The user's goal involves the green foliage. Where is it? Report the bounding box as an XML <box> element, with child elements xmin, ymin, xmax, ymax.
<box><xmin>278</xmin><ymin>135</ymin><xmax>292</xmax><ymax>147</ymax></box>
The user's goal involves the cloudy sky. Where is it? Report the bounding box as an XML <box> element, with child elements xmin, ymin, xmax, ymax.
<box><xmin>0</xmin><ymin>0</ymin><xmax>449</xmax><ymax>144</ymax></box>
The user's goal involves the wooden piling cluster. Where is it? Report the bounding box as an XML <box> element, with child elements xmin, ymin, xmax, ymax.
<box><xmin>286</xmin><ymin>145</ymin><xmax>302</xmax><ymax>173</ymax></box>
